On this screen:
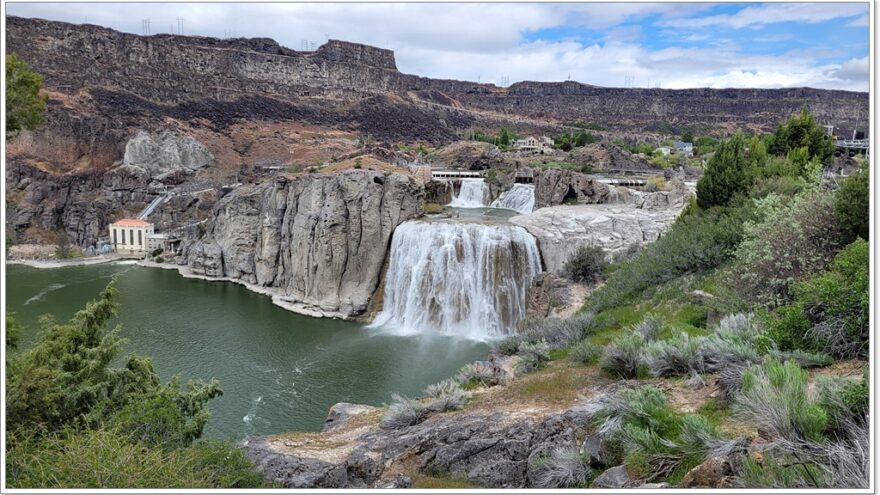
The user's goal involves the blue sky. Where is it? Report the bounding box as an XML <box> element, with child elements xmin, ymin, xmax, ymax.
<box><xmin>5</xmin><ymin>2</ymin><xmax>870</xmax><ymax>90</ymax></box>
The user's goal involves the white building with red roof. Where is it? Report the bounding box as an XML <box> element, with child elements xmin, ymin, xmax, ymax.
<box><xmin>109</xmin><ymin>218</ymin><xmax>154</xmax><ymax>255</ymax></box>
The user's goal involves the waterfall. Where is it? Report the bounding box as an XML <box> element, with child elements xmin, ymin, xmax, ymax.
<box><xmin>371</xmin><ymin>220</ymin><xmax>542</xmax><ymax>339</ymax></box>
<box><xmin>490</xmin><ymin>184</ymin><xmax>535</xmax><ymax>214</ymax></box>
<box><xmin>449</xmin><ymin>179</ymin><xmax>490</xmax><ymax>208</ymax></box>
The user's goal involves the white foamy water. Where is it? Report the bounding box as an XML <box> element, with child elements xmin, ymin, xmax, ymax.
<box><xmin>490</xmin><ymin>184</ymin><xmax>535</xmax><ymax>214</ymax></box>
<box><xmin>24</xmin><ymin>283</ymin><xmax>66</xmax><ymax>305</ymax></box>
<box><xmin>371</xmin><ymin>220</ymin><xmax>541</xmax><ymax>339</ymax></box>
<box><xmin>449</xmin><ymin>179</ymin><xmax>490</xmax><ymax>208</ymax></box>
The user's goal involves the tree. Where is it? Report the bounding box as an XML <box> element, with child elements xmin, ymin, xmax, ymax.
<box><xmin>6</xmin><ymin>53</ymin><xmax>47</xmax><ymax>140</ymax></box>
<box><xmin>696</xmin><ymin>133</ymin><xmax>749</xmax><ymax>208</ymax></box>
<box><xmin>680</xmin><ymin>129</ymin><xmax>695</xmax><ymax>144</ymax></box>
<box><xmin>768</xmin><ymin>106</ymin><xmax>835</xmax><ymax>164</ymax></box>
<box><xmin>834</xmin><ymin>163</ymin><xmax>869</xmax><ymax>243</ymax></box>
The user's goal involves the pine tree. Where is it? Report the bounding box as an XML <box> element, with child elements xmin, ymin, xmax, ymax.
<box><xmin>696</xmin><ymin>133</ymin><xmax>749</xmax><ymax>208</ymax></box>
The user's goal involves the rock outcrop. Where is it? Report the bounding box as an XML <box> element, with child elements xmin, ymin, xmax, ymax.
<box><xmin>123</xmin><ymin>130</ymin><xmax>214</xmax><ymax>178</ymax></box>
<box><xmin>533</xmin><ymin>169</ymin><xmax>612</xmax><ymax>208</ymax></box>
<box><xmin>511</xmin><ymin>185</ymin><xmax>691</xmax><ymax>274</ymax></box>
<box><xmin>568</xmin><ymin>142</ymin><xmax>660</xmax><ymax>172</ymax></box>
<box><xmin>242</xmin><ymin>406</ymin><xmax>586</xmax><ymax>488</ymax></box>
<box><xmin>183</xmin><ymin>169</ymin><xmax>423</xmax><ymax>318</ymax></box>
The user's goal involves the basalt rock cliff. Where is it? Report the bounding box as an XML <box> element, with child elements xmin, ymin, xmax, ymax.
<box><xmin>182</xmin><ymin>168</ymin><xmax>423</xmax><ymax>318</ymax></box>
<box><xmin>7</xmin><ymin>15</ymin><xmax>869</xmax><ymax>137</ymax></box>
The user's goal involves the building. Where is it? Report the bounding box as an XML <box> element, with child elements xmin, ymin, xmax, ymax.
<box><xmin>513</xmin><ymin>136</ymin><xmax>554</xmax><ymax>153</ymax></box>
<box><xmin>109</xmin><ymin>219</ymin><xmax>154</xmax><ymax>255</ymax></box>
<box><xmin>674</xmin><ymin>140</ymin><xmax>694</xmax><ymax>156</ymax></box>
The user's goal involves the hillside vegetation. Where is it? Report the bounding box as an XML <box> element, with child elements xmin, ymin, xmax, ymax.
<box><xmin>486</xmin><ymin>108</ymin><xmax>869</xmax><ymax>488</ymax></box>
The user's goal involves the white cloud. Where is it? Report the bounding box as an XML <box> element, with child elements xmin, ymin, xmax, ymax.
<box><xmin>5</xmin><ymin>2</ymin><xmax>869</xmax><ymax>91</ymax></box>
<box><xmin>848</xmin><ymin>13</ymin><xmax>869</xmax><ymax>27</ymax></box>
<box><xmin>661</xmin><ymin>3</ymin><xmax>868</xmax><ymax>29</ymax></box>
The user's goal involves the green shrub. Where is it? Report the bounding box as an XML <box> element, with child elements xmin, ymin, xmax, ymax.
<box><xmin>381</xmin><ymin>393</ymin><xmax>425</xmax><ymax>429</ymax></box>
<box><xmin>529</xmin><ymin>447</ymin><xmax>591</xmax><ymax>488</ymax></box>
<box><xmin>767</xmin><ymin>106</ymin><xmax>835</xmax><ymax>165</ymax></box>
<box><xmin>570</xmin><ymin>340</ymin><xmax>602</xmax><ymax>365</ymax></box>
<box><xmin>645</xmin><ymin>332</ymin><xmax>704</xmax><ymax>377</ymax></box>
<box><xmin>733</xmin><ymin>191</ymin><xmax>842</xmax><ymax>307</ymax></box>
<box><xmin>834</xmin><ymin>163</ymin><xmax>868</xmax><ymax>243</ymax></box>
<box><xmin>815</xmin><ymin>370</ymin><xmax>868</xmax><ymax>430</ymax></box>
<box><xmin>496</xmin><ymin>336</ymin><xmax>520</xmax><ymax>355</ymax></box>
<box><xmin>6</xmin><ymin>427</ymin><xmax>266</xmax><ymax>488</ymax></box>
<box><xmin>456</xmin><ymin>362</ymin><xmax>498</xmax><ymax>387</ymax></box>
<box><xmin>423</xmin><ymin>379</ymin><xmax>469</xmax><ymax>412</ymax></box>
<box><xmin>599</xmin><ymin>332</ymin><xmax>646</xmax><ymax>379</ymax></box>
<box><xmin>517</xmin><ymin>314</ymin><xmax>597</xmax><ymax>350</ymax></box>
<box><xmin>585</xmin><ymin>205</ymin><xmax>751</xmax><ymax>313</ymax></box>
<box><xmin>734</xmin><ymin>359</ymin><xmax>827</xmax><ymax>442</ymax></box>
<box><xmin>517</xmin><ymin>341</ymin><xmax>551</xmax><ymax>373</ymax></box>
<box><xmin>562</xmin><ymin>245</ymin><xmax>607</xmax><ymax>284</ymax></box>
<box><xmin>696</xmin><ymin>133</ymin><xmax>749</xmax><ymax>208</ymax></box>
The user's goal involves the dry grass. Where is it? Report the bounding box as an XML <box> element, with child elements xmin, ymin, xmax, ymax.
<box><xmin>409</xmin><ymin>473</ymin><xmax>479</xmax><ymax>489</ymax></box>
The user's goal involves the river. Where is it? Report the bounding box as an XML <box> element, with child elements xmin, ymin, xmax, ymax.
<box><xmin>5</xmin><ymin>263</ymin><xmax>490</xmax><ymax>440</ymax></box>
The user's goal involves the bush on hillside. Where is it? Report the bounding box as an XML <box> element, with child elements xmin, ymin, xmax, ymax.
<box><xmin>423</xmin><ymin>379</ymin><xmax>469</xmax><ymax>412</ymax></box>
<box><xmin>562</xmin><ymin>245</ymin><xmax>607</xmax><ymax>284</ymax></box>
<box><xmin>734</xmin><ymin>359</ymin><xmax>827</xmax><ymax>443</ymax></box>
<box><xmin>381</xmin><ymin>393</ymin><xmax>426</xmax><ymax>429</ymax></box>
<box><xmin>585</xmin><ymin>205</ymin><xmax>751</xmax><ymax>313</ymax></box>
<box><xmin>517</xmin><ymin>314</ymin><xmax>597</xmax><ymax>350</ymax></box>
<box><xmin>600</xmin><ymin>332</ymin><xmax>647</xmax><ymax>379</ymax></box>
<box><xmin>733</xmin><ymin>191</ymin><xmax>842</xmax><ymax>307</ymax></box>
<box><xmin>833</xmin><ymin>163</ymin><xmax>869</xmax><ymax>244</ymax></box>
<box><xmin>645</xmin><ymin>332</ymin><xmax>704</xmax><ymax>377</ymax></box>
<box><xmin>696</xmin><ymin>133</ymin><xmax>749</xmax><ymax>208</ymax></box>
<box><xmin>767</xmin><ymin>106</ymin><xmax>835</xmax><ymax>165</ymax></box>
<box><xmin>767</xmin><ymin>238</ymin><xmax>869</xmax><ymax>359</ymax></box>
<box><xmin>529</xmin><ymin>446</ymin><xmax>591</xmax><ymax>488</ymax></box>
<box><xmin>570</xmin><ymin>340</ymin><xmax>602</xmax><ymax>365</ymax></box>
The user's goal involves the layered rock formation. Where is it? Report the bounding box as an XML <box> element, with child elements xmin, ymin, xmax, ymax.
<box><xmin>512</xmin><ymin>184</ymin><xmax>691</xmax><ymax>273</ymax></box>
<box><xmin>532</xmin><ymin>169</ymin><xmax>612</xmax><ymax>208</ymax></box>
<box><xmin>7</xmin><ymin>16</ymin><xmax>869</xmax><ymax>135</ymax></box>
<box><xmin>243</xmin><ymin>404</ymin><xmax>585</xmax><ymax>488</ymax></box>
<box><xmin>183</xmin><ymin>169</ymin><xmax>423</xmax><ymax>318</ymax></box>
<box><xmin>123</xmin><ymin>130</ymin><xmax>214</xmax><ymax>178</ymax></box>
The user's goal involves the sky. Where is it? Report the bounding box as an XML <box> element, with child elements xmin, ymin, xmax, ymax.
<box><xmin>5</xmin><ymin>2</ymin><xmax>871</xmax><ymax>91</ymax></box>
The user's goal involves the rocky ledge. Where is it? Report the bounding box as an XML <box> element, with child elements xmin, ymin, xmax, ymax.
<box><xmin>181</xmin><ymin>168</ymin><xmax>423</xmax><ymax>318</ymax></box>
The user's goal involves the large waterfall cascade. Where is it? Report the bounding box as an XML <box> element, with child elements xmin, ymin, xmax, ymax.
<box><xmin>371</xmin><ymin>220</ymin><xmax>542</xmax><ymax>339</ymax></box>
<box><xmin>490</xmin><ymin>184</ymin><xmax>536</xmax><ymax>214</ymax></box>
<box><xmin>449</xmin><ymin>179</ymin><xmax>490</xmax><ymax>208</ymax></box>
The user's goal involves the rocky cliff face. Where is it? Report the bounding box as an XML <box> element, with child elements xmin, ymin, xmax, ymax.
<box><xmin>532</xmin><ymin>169</ymin><xmax>612</xmax><ymax>208</ymax></box>
<box><xmin>183</xmin><ymin>169</ymin><xmax>423</xmax><ymax>317</ymax></box>
<box><xmin>123</xmin><ymin>130</ymin><xmax>214</xmax><ymax>178</ymax></box>
<box><xmin>512</xmin><ymin>183</ymin><xmax>691</xmax><ymax>273</ymax></box>
<box><xmin>6</xmin><ymin>16</ymin><xmax>868</xmax><ymax>135</ymax></box>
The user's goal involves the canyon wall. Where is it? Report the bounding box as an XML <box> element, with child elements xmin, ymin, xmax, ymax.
<box><xmin>183</xmin><ymin>169</ymin><xmax>423</xmax><ymax>317</ymax></box>
<box><xmin>6</xmin><ymin>16</ymin><xmax>869</xmax><ymax>134</ymax></box>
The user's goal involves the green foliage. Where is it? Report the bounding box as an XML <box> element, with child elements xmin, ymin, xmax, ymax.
<box><xmin>772</xmin><ymin>238</ymin><xmax>869</xmax><ymax>358</ymax></box>
<box><xmin>381</xmin><ymin>393</ymin><xmax>425</xmax><ymax>429</ymax></box>
<box><xmin>5</xmin><ymin>281</ymin><xmax>263</xmax><ymax>488</ymax></box>
<box><xmin>733</xmin><ymin>191</ymin><xmax>842</xmax><ymax>307</ymax></box>
<box><xmin>424</xmin><ymin>202</ymin><xmax>444</xmax><ymax>214</ymax></box>
<box><xmin>6</xmin><ymin>312</ymin><xmax>22</xmax><ymax>351</ymax></box>
<box><xmin>517</xmin><ymin>340</ymin><xmax>551</xmax><ymax>373</ymax></box>
<box><xmin>6</xmin><ymin>427</ymin><xmax>265</xmax><ymax>488</ymax></box>
<box><xmin>484</xmin><ymin>169</ymin><xmax>500</xmax><ymax>186</ymax></box>
<box><xmin>768</xmin><ymin>106</ymin><xmax>835</xmax><ymax>165</ymax></box>
<box><xmin>6</xmin><ymin>53</ymin><xmax>47</xmax><ymax>140</ymax></box>
<box><xmin>586</xmin><ymin>205</ymin><xmax>752</xmax><ymax>313</ymax></box>
<box><xmin>735</xmin><ymin>360</ymin><xmax>827</xmax><ymax>442</ymax></box>
<box><xmin>833</xmin><ymin>163</ymin><xmax>869</xmax><ymax>243</ymax></box>
<box><xmin>815</xmin><ymin>372</ymin><xmax>868</xmax><ymax>430</ymax></box>
<box><xmin>693</xmin><ymin>136</ymin><xmax>718</xmax><ymax>156</ymax></box>
<box><xmin>569</xmin><ymin>340</ymin><xmax>602</xmax><ymax>365</ymax></box>
<box><xmin>54</xmin><ymin>230</ymin><xmax>75</xmax><ymax>259</ymax></box>
<box><xmin>562</xmin><ymin>245</ymin><xmax>607</xmax><ymax>283</ymax></box>
<box><xmin>696</xmin><ymin>133</ymin><xmax>749</xmax><ymax>208</ymax></box>
<box><xmin>599</xmin><ymin>332</ymin><xmax>647</xmax><ymax>379</ymax></box>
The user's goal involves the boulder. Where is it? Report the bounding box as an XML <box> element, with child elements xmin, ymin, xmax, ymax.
<box><xmin>123</xmin><ymin>130</ymin><xmax>214</xmax><ymax>178</ymax></box>
<box><xmin>323</xmin><ymin>403</ymin><xmax>378</xmax><ymax>432</ymax></box>
<box><xmin>533</xmin><ymin>169</ymin><xmax>611</xmax><ymax>208</ymax></box>
<box><xmin>680</xmin><ymin>456</ymin><xmax>734</xmax><ymax>488</ymax></box>
<box><xmin>591</xmin><ymin>465</ymin><xmax>630</xmax><ymax>488</ymax></box>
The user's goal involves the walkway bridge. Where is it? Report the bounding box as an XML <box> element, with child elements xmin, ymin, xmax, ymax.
<box><xmin>836</xmin><ymin>139</ymin><xmax>869</xmax><ymax>151</ymax></box>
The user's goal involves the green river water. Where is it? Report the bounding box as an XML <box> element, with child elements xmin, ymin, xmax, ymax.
<box><xmin>5</xmin><ymin>262</ymin><xmax>490</xmax><ymax>440</ymax></box>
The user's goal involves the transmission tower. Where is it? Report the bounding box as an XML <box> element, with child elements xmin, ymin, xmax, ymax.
<box><xmin>176</xmin><ymin>17</ymin><xmax>185</xmax><ymax>35</ymax></box>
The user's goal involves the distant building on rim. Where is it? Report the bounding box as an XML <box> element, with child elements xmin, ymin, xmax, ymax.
<box><xmin>110</xmin><ymin>219</ymin><xmax>154</xmax><ymax>255</ymax></box>
<box><xmin>513</xmin><ymin>136</ymin><xmax>554</xmax><ymax>153</ymax></box>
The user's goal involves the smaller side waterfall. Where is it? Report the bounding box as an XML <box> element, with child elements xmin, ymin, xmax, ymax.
<box><xmin>490</xmin><ymin>184</ymin><xmax>535</xmax><ymax>214</ymax></box>
<box><xmin>449</xmin><ymin>179</ymin><xmax>490</xmax><ymax>208</ymax></box>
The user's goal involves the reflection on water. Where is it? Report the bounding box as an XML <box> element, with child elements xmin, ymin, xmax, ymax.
<box><xmin>6</xmin><ymin>263</ymin><xmax>490</xmax><ymax>439</ymax></box>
